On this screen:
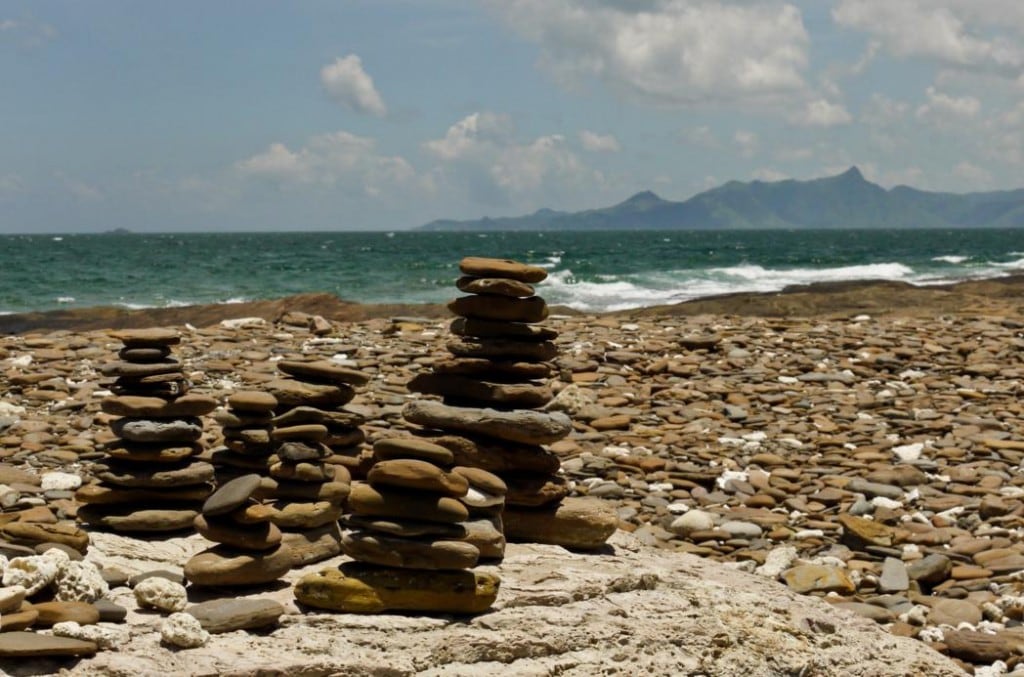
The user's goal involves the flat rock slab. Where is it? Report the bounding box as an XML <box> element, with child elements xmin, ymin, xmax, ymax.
<box><xmin>0</xmin><ymin>631</ymin><xmax>97</xmax><ymax>657</ymax></box>
<box><xmin>403</xmin><ymin>400</ymin><xmax>572</xmax><ymax>445</ymax></box>
<box><xmin>70</xmin><ymin>531</ymin><xmax>962</xmax><ymax>676</ymax></box>
<box><xmin>187</xmin><ymin>598</ymin><xmax>285</xmax><ymax>633</ymax></box>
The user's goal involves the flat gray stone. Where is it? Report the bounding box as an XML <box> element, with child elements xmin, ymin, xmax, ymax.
<box><xmin>187</xmin><ymin>598</ymin><xmax>285</xmax><ymax>633</ymax></box>
<box><xmin>402</xmin><ymin>400</ymin><xmax>572</xmax><ymax>445</ymax></box>
<box><xmin>202</xmin><ymin>473</ymin><xmax>261</xmax><ymax>516</ymax></box>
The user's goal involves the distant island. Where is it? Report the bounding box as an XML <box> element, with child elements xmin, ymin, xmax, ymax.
<box><xmin>417</xmin><ymin>167</ymin><xmax>1024</xmax><ymax>231</ymax></box>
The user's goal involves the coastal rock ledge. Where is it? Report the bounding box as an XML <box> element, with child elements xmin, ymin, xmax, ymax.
<box><xmin>47</xmin><ymin>531</ymin><xmax>959</xmax><ymax>677</ymax></box>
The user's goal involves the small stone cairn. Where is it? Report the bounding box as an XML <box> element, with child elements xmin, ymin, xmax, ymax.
<box><xmin>403</xmin><ymin>256</ymin><xmax>617</xmax><ymax>550</ymax></box>
<box><xmin>210</xmin><ymin>390</ymin><xmax>279</xmax><ymax>485</ymax></box>
<box><xmin>256</xmin><ymin>360</ymin><xmax>368</xmax><ymax>565</ymax></box>
<box><xmin>77</xmin><ymin>328</ymin><xmax>217</xmax><ymax>534</ymax></box>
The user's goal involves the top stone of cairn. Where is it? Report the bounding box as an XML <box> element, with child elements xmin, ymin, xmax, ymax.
<box><xmin>110</xmin><ymin>327</ymin><xmax>181</xmax><ymax>348</ymax></box>
<box><xmin>459</xmin><ymin>257</ymin><xmax>548</xmax><ymax>284</ymax></box>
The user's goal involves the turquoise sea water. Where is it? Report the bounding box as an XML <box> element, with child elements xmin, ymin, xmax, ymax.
<box><xmin>2</xmin><ymin>229</ymin><xmax>1024</xmax><ymax>314</ymax></box>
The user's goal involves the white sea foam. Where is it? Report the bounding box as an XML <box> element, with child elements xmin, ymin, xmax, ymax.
<box><xmin>932</xmin><ymin>255</ymin><xmax>969</xmax><ymax>264</ymax></box>
<box><xmin>56</xmin><ymin>296</ymin><xmax>75</xmax><ymax>304</ymax></box>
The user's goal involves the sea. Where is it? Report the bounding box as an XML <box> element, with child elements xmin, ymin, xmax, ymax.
<box><xmin>2</xmin><ymin>229</ymin><xmax>1024</xmax><ymax>315</ymax></box>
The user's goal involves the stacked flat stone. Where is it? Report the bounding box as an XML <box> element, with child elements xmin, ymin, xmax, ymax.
<box><xmin>255</xmin><ymin>360</ymin><xmax>367</xmax><ymax>565</ymax></box>
<box><xmin>294</xmin><ymin>437</ymin><xmax>499</xmax><ymax>614</ymax></box>
<box><xmin>404</xmin><ymin>257</ymin><xmax>617</xmax><ymax>550</ymax></box>
<box><xmin>183</xmin><ymin>473</ymin><xmax>292</xmax><ymax>586</ymax></box>
<box><xmin>77</xmin><ymin>328</ymin><xmax>218</xmax><ymax>533</ymax></box>
<box><xmin>210</xmin><ymin>390</ymin><xmax>279</xmax><ymax>484</ymax></box>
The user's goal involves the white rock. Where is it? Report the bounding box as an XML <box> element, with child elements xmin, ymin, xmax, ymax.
<box><xmin>892</xmin><ymin>442</ymin><xmax>924</xmax><ymax>462</ymax></box>
<box><xmin>871</xmin><ymin>496</ymin><xmax>903</xmax><ymax>510</ymax></box>
<box><xmin>52</xmin><ymin>621</ymin><xmax>130</xmax><ymax>650</ymax></box>
<box><xmin>0</xmin><ymin>484</ymin><xmax>19</xmax><ymax>509</ymax></box>
<box><xmin>719</xmin><ymin>520</ymin><xmax>763</xmax><ymax>539</ymax></box>
<box><xmin>0</xmin><ymin>401</ymin><xmax>26</xmax><ymax>416</ymax></box>
<box><xmin>161</xmin><ymin>612</ymin><xmax>209</xmax><ymax>648</ymax></box>
<box><xmin>545</xmin><ymin>384</ymin><xmax>596</xmax><ymax>415</ymax></box>
<box><xmin>715</xmin><ymin>469</ymin><xmax>748</xmax><ymax>490</ymax></box>
<box><xmin>461</xmin><ymin>487</ymin><xmax>503</xmax><ymax>508</ymax></box>
<box><xmin>40</xmin><ymin>471</ymin><xmax>83</xmax><ymax>492</ymax></box>
<box><xmin>54</xmin><ymin>560</ymin><xmax>109</xmax><ymax>602</ymax></box>
<box><xmin>2</xmin><ymin>549</ymin><xmax>69</xmax><ymax>596</ymax></box>
<box><xmin>755</xmin><ymin>546</ymin><xmax>798</xmax><ymax>579</ymax></box>
<box><xmin>134</xmin><ymin>577</ymin><xmax>188</xmax><ymax>612</ymax></box>
<box><xmin>669</xmin><ymin>509</ymin><xmax>715</xmax><ymax>537</ymax></box>
<box><xmin>0</xmin><ymin>585</ymin><xmax>26</xmax><ymax>613</ymax></box>
<box><xmin>220</xmin><ymin>317</ymin><xmax>266</xmax><ymax>329</ymax></box>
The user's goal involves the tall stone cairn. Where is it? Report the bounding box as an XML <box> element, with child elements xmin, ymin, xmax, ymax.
<box><xmin>404</xmin><ymin>256</ymin><xmax>617</xmax><ymax>550</ymax></box>
<box><xmin>77</xmin><ymin>328</ymin><xmax>218</xmax><ymax>534</ymax></box>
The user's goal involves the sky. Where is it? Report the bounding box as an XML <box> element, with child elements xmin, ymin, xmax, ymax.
<box><xmin>2</xmin><ymin>0</ymin><xmax>1023</xmax><ymax>233</ymax></box>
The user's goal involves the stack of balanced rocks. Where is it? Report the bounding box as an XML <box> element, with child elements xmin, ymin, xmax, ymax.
<box><xmin>294</xmin><ymin>435</ymin><xmax>500</xmax><ymax>614</ymax></box>
<box><xmin>183</xmin><ymin>473</ymin><xmax>293</xmax><ymax>587</ymax></box>
<box><xmin>209</xmin><ymin>390</ymin><xmax>280</xmax><ymax>485</ymax></box>
<box><xmin>77</xmin><ymin>328</ymin><xmax>217</xmax><ymax>534</ymax></box>
<box><xmin>255</xmin><ymin>360</ymin><xmax>368</xmax><ymax>565</ymax></box>
<box><xmin>402</xmin><ymin>257</ymin><xmax>617</xmax><ymax>551</ymax></box>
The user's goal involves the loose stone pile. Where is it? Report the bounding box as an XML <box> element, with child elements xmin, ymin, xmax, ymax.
<box><xmin>403</xmin><ymin>256</ymin><xmax>616</xmax><ymax>551</ymax></box>
<box><xmin>77</xmin><ymin>329</ymin><xmax>217</xmax><ymax>534</ymax></box>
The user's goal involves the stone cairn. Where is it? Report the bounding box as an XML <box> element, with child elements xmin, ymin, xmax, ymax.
<box><xmin>184</xmin><ymin>390</ymin><xmax>293</xmax><ymax>587</ymax></box>
<box><xmin>77</xmin><ymin>328</ymin><xmax>218</xmax><ymax>534</ymax></box>
<box><xmin>256</xmin><ymin>360</ymin><xmax>368</xmax><ymax>565</ymax></box>
<box><xmin>403</xmin><ymin>256</ymin><xmax>617</xmax><ymax>551</ymax></box>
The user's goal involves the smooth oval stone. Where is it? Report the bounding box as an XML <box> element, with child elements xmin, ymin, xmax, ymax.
<box><xmin>271</xmin><ymin>424</ymin><xmax>328</xmax><ymax>442</ymax></box>
<box><xmin>184</xmin><ymin>544</ymin><xmax>293</xmax><ymax>587</ymax></box>
<box><xmin>265</xmin><ymin>379</ymin><xmax>353</xmax><ymax>408</ymax></box>
<box><xmin>459</xmin><ymin>256</ymin><xmax>548</xmax><ymax>283</ymax></box>
<box><xmin>256</xmin><ymin>479</ymin><xmax>350</xmax><ymax>504</ymax></box>
<box><xmin>214</xmin><ymin>409</ymin><xmax>274</xmax><ymax>427</ymax></box>
<box><xmin>276</xmin><ymin>441</ymin><xmax>332</xmax><ymax>462</ymax></box>
<box><xmin>100</xmin><ymin>359</ymin><xmax>182</xmax><ymax>378</ymax></box>
<box><xmin>104</xmin><ymin>441</ymin><xmax>200</xmax><ymax>464</ymax></box>
<box><xmin>94</xmin><ymin>460</ymin><xmax>214</xmax><ymax>488</ymax></box>
<box><xmin>0</xmin><ymin>608</ymin><xmax>39</xmax><ymax>631</ymax></box>
<box><xmin>446</xmin><ymin>337</ymin><xmax>557</xmax><ymax>361</ymax></box>
<box><xmin>407</xmin><ymin>374</ymin><xmax>552</xmax><ymax>409</ymax></box>
<box><xmin>264</xmin><ymin>501</ymin><xmax>344</xmax><ymax>529</ymax></box>
<box><xmin>203</xmin><ymin>474</ymin><xmax>262</xmax><ymax>516</ymax></box>
<box><xmin>101</xmin><ymin>394</ymin><xmax>218</xmax><ymax>418</ymax></box>
<box><xmin>194</xmin><ymin>514</ymin><xmax>282</xmax><ymax>551</ymax></box>
<box><xmin>118</xmin><ymin>346</ymin><xmax>171</xmax><ymax>362</ymax></box>
<box><xmin>348</xmin><ymin>483</ymin><xmax>469</xmax><ymax>523</ymax></box>
<box><xmin>503</xmin><ymin>473</ymin><xmax>571</xmax><ymax>508</ymax></box>
<box><xmin>450</xmin><ymin>317</ymin><xmax>558</xmax><ymax>342</ymax></box>
<box><xmin>227</xmin><ymin>391</ymin><xmax>278</xmax><ymax>412</ymax></box>
<box><xmin>187</xmin><ymin>598</ymin><xmax>285</xmax><ymax>633</ymax></box>
<box><xmin>428</xmin><ymin>435</ymin><xmax>561</xmax><ymax>474</ymax></box>
<box><xmin>94</xmin><ymin>598</ymin><xmax>128</xmax><ymax>623</ymax></box>
<box><xmin>0</xmin><ymin>522</ymin><xmax>89</xmax><ymax>552</ymax></box>
<box><xmin>75</xmin><ymin>483</ymin><xmax>212</xmax><ymax>505</ymax></box>
<box><xmin>295</xmin><ymin>562</ymin><xmax>499</xmax><ymax>614</ymax></box>
<box><xmin>431</xmin><ymin>357</ymin><xmax>553</xmax><ymax>381</ymax></box>
<box><xmin>269</xmin><ymin>461</ymin><xmax>336</xmax><ymax>482</ymax></box>
<box><xmin>342</xmin><ymin>531</ymin><xmax>479</xmax><ymax>570</ymax></box>
<box><xmin>222</xmin><ymin>427</ymin><xmax>271</xmax><ymax>445</ymax></box>
<box><xmin>272</xmin><ymin>406</ymin><xmax>366</xmax><ymax>428</ymax></box>
<box><xmin>0</xmin><ymin>631</ymin><xmax>97</xmax><ymax>657</ymax></box>
<box><xmin>456</xmin><ymin>276</ymin><xmax>535</xmax><ymax>297</ymax></box>
<box><xmin>280</xmin><ymin>523</ymin><xmax>345</xmax><ymax>567</ymax></box>
<box><xmin>503</xmin><ymin>498</ymin><xmax>618</xmax><ymax>551</ymax></box>
<box><xmin>403</xmin><ymin>401</ymin><xmax>571</xmax><ymax>446</ymax></box>
<box><xmin>342</xmin><ymin>515</ymin><xmax>467</xmax><ymax>539</ymax></box>
<box><xmin>110</xmin><ymin>417</ymin><xmax>203</xmax><ymax>444</ymax></box>
<box><xmin>448</xmin><ymin>295</ymin><xmax>548</xmax><ymax>324</ymax></box>
<box><xmin>451</xmin><ymin>466</ymin><xmax>507</xmax><ymax>496</ymax></box>
<box><xmin>461</xmin><ymin>487</ymin><xmax>505</xmax><ymax>509</ymax></box>
<box><xmin>462</xmin><ymin>517</ymin><xmax>506</xmax><ymax>559</ymax></box>
<box><xmin>276</xmin><ymin>360</ymin><xmax>370</xmax><ymax>386</ymax></box>
<box><xmin>30</xmin><ymin>601</ymin><xmax>100</xmax><ymax>627</ymax></box>
<box><xmin>367</xmin><ymin>459</ymin><xmax>469</xmax><ymax>497</ymax></box>
<box><xmin>76</xmin><ymin>506</ymin><xmax>199</xmax><ymax>533</ymax></box>
<box><xmin>373</xmin><ymin>438</ymin><xmax>454</xmax><ymax>466</ymax></box>
<box><xmin>111</xmin><ymin>327</ymin><xmax>180</xmax><ymax>347</ymax></box>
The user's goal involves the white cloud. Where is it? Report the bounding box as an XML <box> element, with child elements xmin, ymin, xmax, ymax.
<box><xmin>862</xmin><ymin>93</ymin><xmax>911</xmax><ymax>126</ymax></box>
<box><xmin>953</xmin><ymin>161</ymin><xmax>993</xmax><ymax>186</ymax></box>
<box><xmin>236</xmin><ymin>131</ymin><xmax>418</xmax><ymax>197</ymax></box>
<box><xmin>734</xmin><ymin>130</ymin><xmax>759</xmax><ymax>157</ymax></box>
<box><xmin>424</xmin><ymin>111</ymin><xmax>603</xmax><ymax>206</ymax></box>
<box><xmin>579</xmin><ymin>130</ymin><xmax>621</xmax><ymax>152</ymax></box>
<box><xmin>681</xmin><ymin>125</ymin><xmax>720</xmax><ymax>148</ymax></box>
<box><xmin>833</xmin><ymin>1</ymin><xmax>1024</xmax><ymax>77</ymax></box>
<box><xmin>753</xmin><ymin>168</ymin><xmax>789</xmax><ymax>182</ymax></box>
<box><xmin>0</xmin><ymin>17</ymin><xmax>56</xmax><ymax>45</ymax></box>
<box><xmin>793</xmin><ymin>98</ymin><xmax>853</xmax><ymax>127</ymax></box>
<box><xmin>916</xmin><ymin>85</ymin><xmax>981</xmax><ymax>121</ymax></box>
<box><xmin>320</xmin><ymin>55</ymin><xmax>388</xmax><ymax>117</ymax></box>
<box><xmin>491</xmin><ymin>0</ymin><xmax>811</xmax><ymax>106</ymax></box>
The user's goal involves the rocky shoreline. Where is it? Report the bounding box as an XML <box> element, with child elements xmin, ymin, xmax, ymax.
<box><xmin>6</xmin><ymin>276</ymin><xmax>1024</xmax><ymax>673</ymax></box>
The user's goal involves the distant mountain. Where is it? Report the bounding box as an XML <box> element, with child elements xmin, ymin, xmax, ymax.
<box><xmin>416</xmin><ymin>167</ymin><xmax>1024</xmax><ymax>231</ymax></box>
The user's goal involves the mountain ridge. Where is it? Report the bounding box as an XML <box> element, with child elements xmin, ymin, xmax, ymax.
<box><xmin>416</xmin><ymin>167</ymin><xmax>1024</xmax><ymax>231</ymax></box>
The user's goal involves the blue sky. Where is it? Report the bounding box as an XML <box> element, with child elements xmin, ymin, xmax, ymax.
<box><xmin>2</xmin><ymin>0</ymin><xmax>1023</xmax><ymax>232</ymax></box>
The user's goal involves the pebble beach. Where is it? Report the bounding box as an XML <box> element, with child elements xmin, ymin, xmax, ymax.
<box><xmin>6</xmin><ymin>275</ymin><xmax>1024</xmax><ymax>674</ymax></box>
